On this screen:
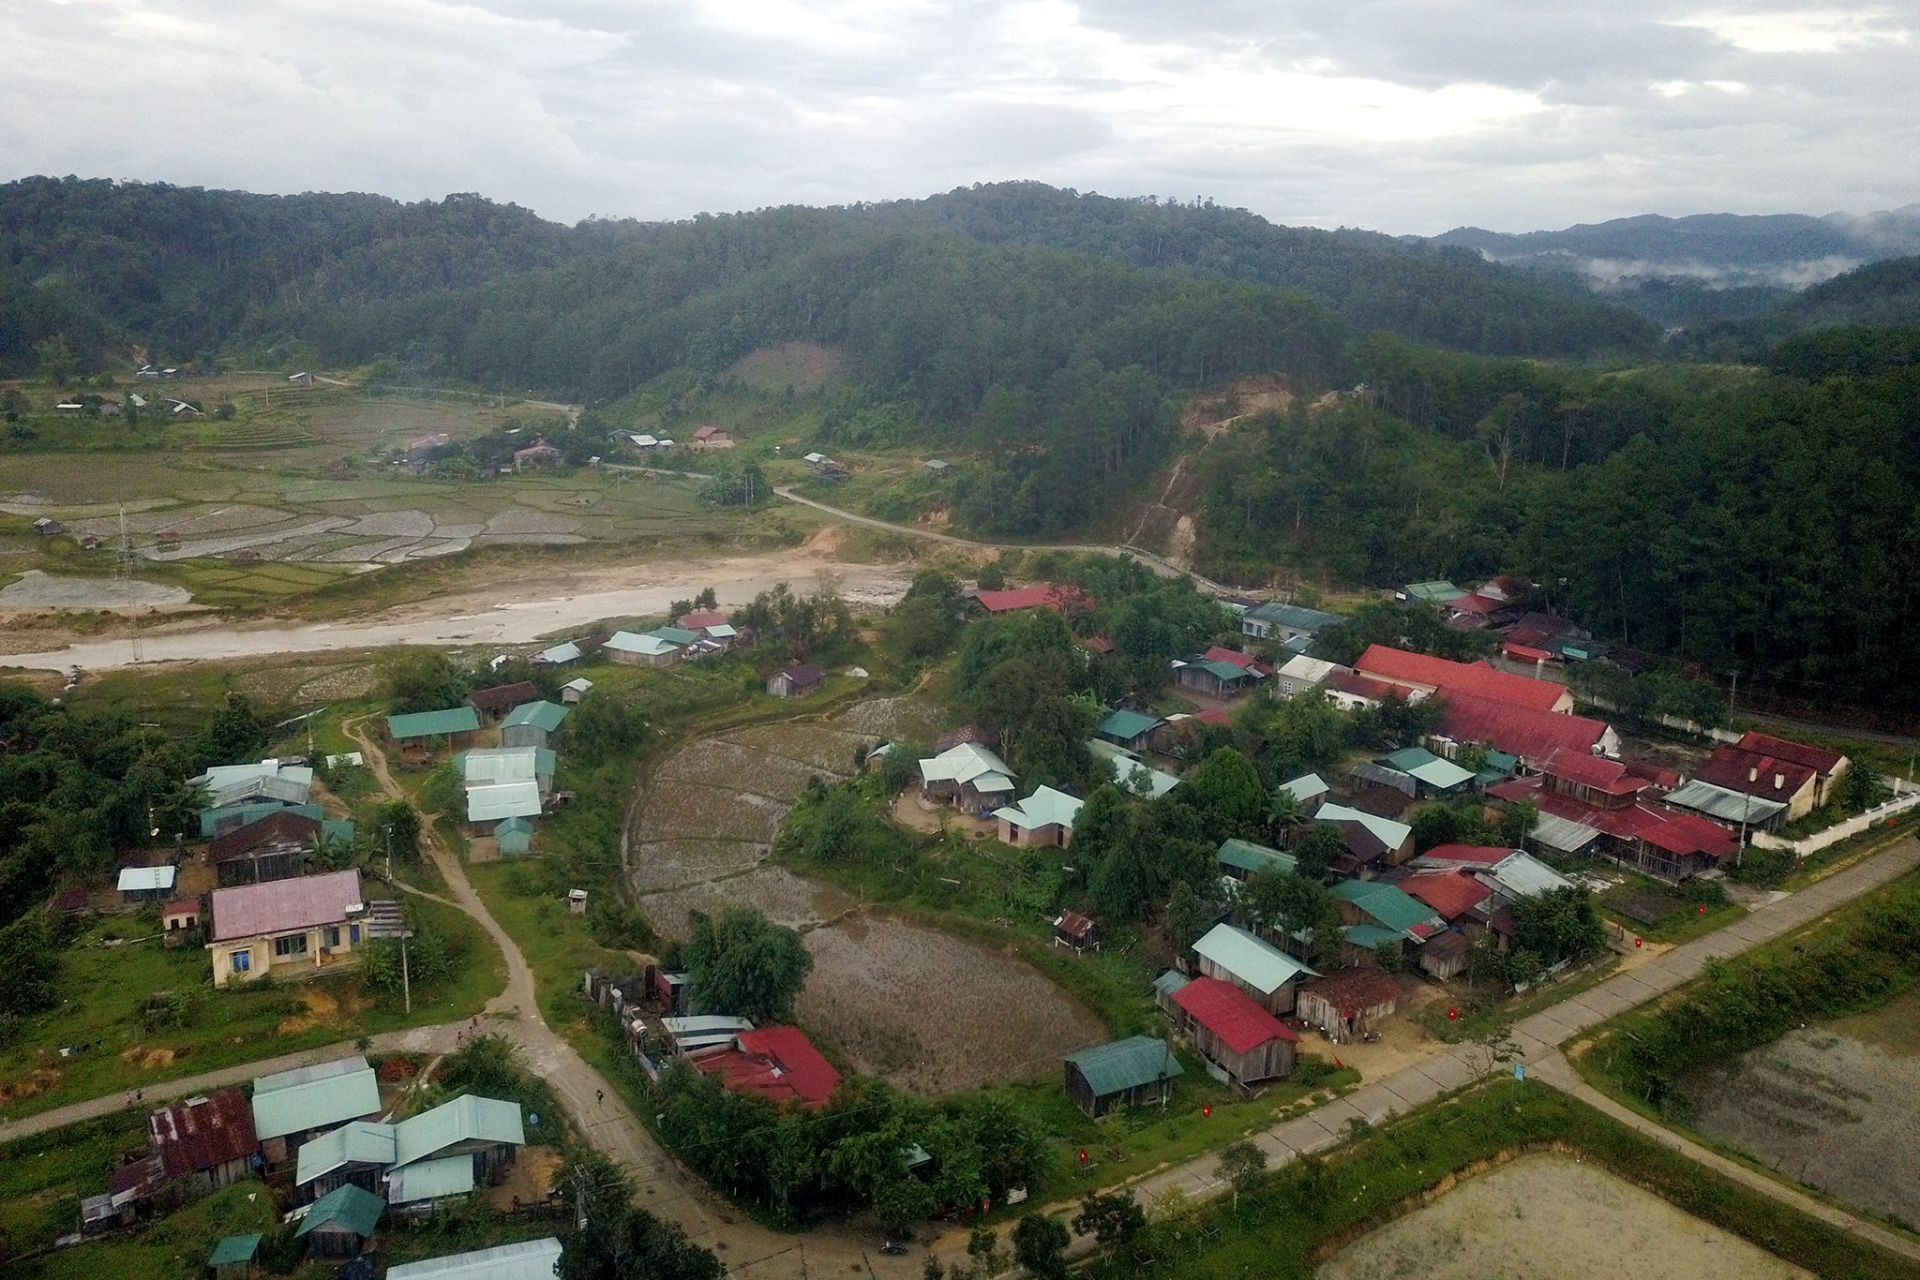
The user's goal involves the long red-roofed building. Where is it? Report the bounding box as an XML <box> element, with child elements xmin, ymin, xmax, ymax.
<box><xmin>973</xmin><ymin>584</ymin><xmax>1093</xmax><ymax>614</ymax></box>
<box><xmin>1693</xmin><ymin>730</ymin><xmax>1849</xmax><ymax>820</ymax></box>
<box><xmin>692</xmin><ymin>1027</ymin><xmax>841</xmax><ymax>1109</ymax></box>
<box><xmin>1356</xmin><ymin>645</ymin><xmax>1574</xmax><ymax>713</ymax></box>
<box><xmin>1434</xmin><ymin>690</ymin><xmax>1617</xmax><ymax>770</ymax></box>
<box><xmin>1169</xmin><ymin>976</ymin><xmax>1296</xmax><ymax>1092</ymax></box>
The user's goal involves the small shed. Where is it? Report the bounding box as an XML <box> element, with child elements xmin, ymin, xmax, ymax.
<box><xmin>118</xmin><ymin>864</ymin><xmax>177</xmax><ymax>901</ymax></box>
<box><xmin>163</xmin><ymin>897</ymin><xmax>201</xmax><ymax>942</ymax></box>
<box><xmin>33</xmin><ymin>517</ymin><xmax>64</xmax><ymax>536</ymax></box>
<box><xmin>296</xmin><ymin>1182</ymin><xmax>385</xmax><ymax>1257</ymax></box>
<box><xmin>1296</xmin><ymin>967</ymin><xmax>1403</xmax><ymax>1040</ymax></box>
<box><xmin>767</xmin><ymin>663</ymin><xmax>825</xmax><ymax>698</ymax></box>
<box><xmin>494</xmin><ymin>816</ymin><xmax>535</xmax><ymax>857</ymax></box>
<box><xmin>1418</xmin><ymin>929</ymin><xmax>1472</xmax><ymax>981</ymax></box>
<box><xmin>502</xmin><ymin>701</ymin><xmax>568</xmax><ymax>749</ymax></box>
<box><xmin>1152</xmin><ymin>969</ymin><xmax>1191</xmax><ymax>1019</ymax></box>
<box><xmin>1096</xmin><ymin>708</ymin><xmax>1163</xmax><ymax>753</ymax></box>
<box><xmin>1053</xmin><ymin>910</ymin><xmax>1096</xmax><ymax>952</ymax></box>
<box><xmin>568</xmin><ymin>888</ymin><xmax>589</xmax><ymax>915</ymax></box>
<box><xmin>1062</xmin><ymin>1036</ymin><xmax>1183</xmax><ymax>1118</ymax></box>
<box><xmin>924</xmin><ymin>458</ymin><xmax>952</xmax><ymax>476</ymax></box>
<box><xmin>560</xmin><ymin>677</ymin><xmax>593</xmax><ymax>705</ymax></box>
<box><xmin>207</xmin><ymin>1232</ymin><xmax>263</xmax><ymax>1280</ymax></box>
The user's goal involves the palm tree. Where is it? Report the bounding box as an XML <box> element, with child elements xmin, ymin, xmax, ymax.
<box><xmin>1266</xmin><ymin>786</ymin><xmax>1305</xmax><ymax>847</ymax></box>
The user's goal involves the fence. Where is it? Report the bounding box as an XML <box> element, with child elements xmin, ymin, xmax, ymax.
<box><xmin>1750</xmin><ymin>792</ymin><xmax>1920</xmax><ymax>855</ymax></box>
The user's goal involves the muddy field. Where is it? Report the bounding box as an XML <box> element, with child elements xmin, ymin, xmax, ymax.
<box><xmin>639</xmin><ymin>866</ymin><xmax>850</xmax><ymax>941</ymax></box>
<box><xmin>1681</xmin><ymin>994</ymin><xmax>1920</xmax><ymax>1230</ymax></box>
<box><xmin>723</xmin><ymin>721</ymin><xmax>871</xmax><ymax>774</ymax></box>
<box><xmin>1319</xmin><ymin>1153</ymin><xmax>1807</xmax><ymax>1279</ymax></box>
<box><xmin>798</xmin><ymin>914</ymin><xmax>1105</xmax><ymax>1093</ymax></box>
<box><xmin>654</xmin><ymin>738</ymin><xmax>838</xmax><ymax>803</ymax></box>
<box><xmin>635</xmin><ymin>783</ymin><xmax>789</xmax><ymax>844</ymax></box>
<box><xmin>630</xmin><ymin>838</ymin><xmax>768</xmax><ymax>894</ymax></box>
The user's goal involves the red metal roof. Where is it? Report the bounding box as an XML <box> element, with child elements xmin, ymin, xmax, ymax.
<box><xmin>1449</xmin><ymin>592</ymin><xmax>1504</xmax><ymax>616</ymax></box>
<box><xmin>1501</xmin><ymin>641</ymin><xmax>1554</xmax><ymax>662</ymax></box>
<box><xmin>150</xmin><ymin>1089</ymin><xmax>258</xmax><ymax>1178</ymax></box>
<box><xmin>207</xmin><ymin>808</ymin><xmax>322</xmax><ymax>863</ymax></box>
<box><xmin>1356</xmin><ymin>645</ymin><xmax>1569</xmax><ymax>712</ymax></box>
<box><xmin>1438</xmin><ymin>691</ymin><xmax>1609</xmax><ymax>764</ymax></box>
<box><xmin>1055</xmin><ymin>910</ymin><xmax>1095</xmax><ymax>940</ymax></box>
<box><xmin>1494</xmin><ymin>776</ymin><xmax>1739</xmax><ymax>860</ymax></box>
<box><xmin>1170</xmin><ymin>977</ymin><xmax>1296</xmax><ymax>1054</ymax></box>
<box><xmin>1203</xmin><ymin>646</ymin><xmax>1270</xmax><ymax>676</ymax></box>
<box><xmin>1696</xmin><ymin>746</ymin><xmax>1817</xmax><ymax>801</ymax></box>
<box><xmin>467</xmin><ymin>681</ymin><xmax>538</xmax><ymax>712</ymax></box>
<box><xmin>1416</xmin><ymin>844</ymin><xmax>1514</xmax><ymax>866</ymax></box>
<box><xmin>1082</xmin><ymin>635</ymin><xmax>1115</xmax><ymax>654</ymax></box>
<box><xmin>1195</xmin><ymin>707</ymin><xmax>1235</xmax><ymax>727</ymax></box>
<box><xmin>209</xmin><ymin>869</ymin><xmax>363</xmax><ymax>942</ymax></box>
<box><xmin>974</xmin><ymin>584</ymin><xmax>1093</xmax><ymax>613</ymax></box>
<box><xmin>162</xmin><ymin>897</ymin><xmax>199</xmax><ymax>916</ymax></box>
<box><xmin>1542</xmin><ymin>749</ymin><xmax>1648</xmax><ymax>797</ymax></box>
<box><xmin>678</xmin><ymin>611</ymin><xmax>729</xmax><ymax>630</ymax></box>
<box><xmin>692</xmin><ymin>424</ymin><xmax>727</xmax><ymax>440</ymax></box>
<box><xmin>1623</xmin><ymin>759</ymin><xmax>1681</xmax><ymax>790</ymax></box>
<box><xmin>1325</xmin><ymin>670</ymin><xmax>1402</xmax><ymax>702</ymax></box>
<box><xmin>1736</xmin><ymin>731</ymin><xmax>1845</xmax><ymax>777</ymax></box>
<box><xmin>694</xmin><ymin>1027</ymin><xmax>840</xmax><ymax>1108</ymax></box>
<box><xmin>1400</xmin><ymin>871</ymin><xmax>1493</xmax><ymax>920</ymax></box>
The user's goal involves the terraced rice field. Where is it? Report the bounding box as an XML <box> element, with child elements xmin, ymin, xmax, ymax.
<box><xmin>640</xmin><ymin>866</ymin><xmax>851</xmax><ymax>941</ymax></box>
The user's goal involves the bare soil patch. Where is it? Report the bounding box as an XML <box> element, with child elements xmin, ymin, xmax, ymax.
<box><xmin>797</xmin><ymin>914</ymin><xmax>1104</xmax><ymax>1093</ymax></box>
<box><xmin>1681</xmin><ymin>1012</ymin><xmax>1920</xmax><ymax>1229</ymax></box>
<box><xmin>1318</xmin><ymin>1153</ymin><xmax>1807</xmax><ymax>1279</ymax></box>
<box><xmin>726</xmin><ymin>343</ymin><xmax>849</xmax><ymax>396</ymax></box>
<box><xmin>638</xmin><ymin>866</ymin><xmax>847</xmax><ymax>942</ymax></box>
<box><xmin>655</xmin><ymin>739</ymin><xmax>836</xmax><ymax>802</ymax></box>
<box><xmin>0</xmin><ymin>570</ymin><xmax>192</xmax><ymax>610</ymax></box>
<box><xmin>828</xmin><ymin>696</ymin><xmax>946</xmax><ymax>743</ymax></box>
<box><xmin>721</xmin><ymin>723</ymin><xmax>866</xmax><ymax>775</ymax></box>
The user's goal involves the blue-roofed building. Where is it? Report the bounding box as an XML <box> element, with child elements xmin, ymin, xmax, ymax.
<box><xmin>1241</xmin><ymin>601</ymin><xmax>1342</xmax><ymax>645</ymax></box>
<box><xmin>386</xmin><ymin>1238</ymin><xmax>563</xmax><ymax>1280</ymax></box>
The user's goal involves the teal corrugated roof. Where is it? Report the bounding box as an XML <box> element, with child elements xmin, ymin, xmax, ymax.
<box><xmin>393</xmin><ymin>1094</ymin><xmax>525</xmax><ymax>1168</ymax></box>
<box><xmin>199</xmin><ymin>800</ymin><xmax>320</xmax><ymax>838</ymax></box>
<box><xmin>1193</xmin><ymin>923</ymin><xmax>1318</xmax><ymax>993</ymax></box>
<box><xmin>208</xmin><ymin>1234</ymin><xmax>262</xmax><ymax>1266</ymax></box>
<box><xmin>387</xmin><ymin>1154</ymin><xmax>477</xmax><ymax>1205</ymax></box>
<box><xmin>296</xmin><ymin>1119</ymin><xmax>396</xmax><ymax>1185</ymax></box>
<box><xmin>387</xmin><ymin>707</ymin><xmax>480</xmax><ymax>739</ymax></box>
<box><xmin>496</xmin><ymin>817</ymin><xmax>534</xmax><ymax>855</ymax></box>
<box><xmin>387</xmin><ymin>1238</ymin><xmax>564</xmax><ymax>1280</ymax></box>
<box><xmin>1217</xmin><ymin>838</ymin><xmax>1296</xmax><ymax>876</ymax></box>
<box><xmin>1248</xmin><ymin>602</ymin><xmax>1341</xmax><ymax>632</ymax></box>
<box><xmin>1331</xmin><ymin>880</ymin><xmax>1444</xmax><ymax>934</ymax></box>
<box><xmin>1153</xmin><ymin>970</ymin><xmax>1191</xmax><ymax>997</ymax></box>
<box><xmin>503</xmin><ymin>701</ymin><xmax>567</xmax><ymax>732</ymax></box>
<box><xmin>1197</xmin><ymin>660</ymin><xmax>1254</xmax><ymax>682</ymax></box>
<box><xmin>1385</xmin><ymin>747</ymin><xmax>1475</xmax><ymax>790</ymax></box>
<box><xmin>251</xmin><ymin>1065</ymin><xmax>381</xmax><ymax>1140</ymax></box>
<box><xmin>1343</xmin><ymin>923</ymin><xmax>1405</xmax><ymax>948</ymax></box>
<box><xmin>1064</xmin><ymin>1036</ymin><xmax>1183</xmax><ymax>1097</ymax></box>
<box><xmin>1099</xmin><ymin>709</ymin><xmax>1163</xmax><ymax>741</ymax></box>
<box><xmin>297</xmin><ymin>1182</ymin><xmax>385</xmax><ymax>1238</ymax></box>
<box><xmin>646</xmin><ymin>626</ymin><xmax>701</xmax><ymax>645</ymax></box>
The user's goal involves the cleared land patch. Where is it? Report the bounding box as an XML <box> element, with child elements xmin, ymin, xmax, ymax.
<box><xmin>629</xmin><ymin>838</ymin><xmax>767</xmax><ymax>894</ymax></box>
<box><xmin>1318</xmin><ymin>1153</ymin><xmax>1808</xmax><ymax>1280</ymax></box>
<box><xmin>797</xmin><ymin>914</ymin><xmax>1105</xmax><ymax>1093</ymax></box>
<box><xmin>639</xmin><ymin>865</ymin><xmax>848</xmax><ymax>941</ymax></box>
<box><xmin>655</xmin><ymin>738</ymin><xmax>836</xmax><ymax>802</ymax></box>
<box><xmin>637</xmin><ymin>782</ymin><xmax>788</xmax><ymax>843</ymax></box>
<box><xmin>722</xmin><ymin>721</ymin><xmax>870</xmax><ymax>774</ymax></box>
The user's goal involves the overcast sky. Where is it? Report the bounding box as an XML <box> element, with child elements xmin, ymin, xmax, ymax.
<box><xmin>2</xmin><ymin>1</ymin><xmax>1914</xmax><ymax>234</ymax></box>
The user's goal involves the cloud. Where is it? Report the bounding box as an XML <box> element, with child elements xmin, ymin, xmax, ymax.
<box><xmin>0</xmin><ymin>0</ymin><xmax>1913</xmax><ymax>234</ymax></box>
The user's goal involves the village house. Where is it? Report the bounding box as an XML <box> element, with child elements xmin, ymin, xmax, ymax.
<box><xmin>1694</xmin><ymin>735</ymin><xmax>1837</xmax><ymax>820</ymax></box>
<box><xmin>1429</xmin><ymin>690</ymin><xmax>1618</xmax><ymax>772</ymax></box>
<box><xmin>1062</xmin><ymin>1036</ymin><xmax>1182</xmax><ymax>1118</ymax></box>
<box><xmin>604</xmin><ymin>630</ymin><xmax>679</xmax><ymax>667</ymax></box>
<box><xmin>996</xmin><ymin>785</ymin><xmax>1084</xmax><ymax>847</ymax></box>
<box><xmin>1191</xmin><ymin>922</ymin><xmax>1318</xmax><ymax>1015</ymax></box>
<box><xmin>1330</xmin><ymin>879</ymin><xmax>1446</xmax><ymax>967</ymax></box>
<box><xmin>1296</xmin><ymin>967</ymin><xmax>1404</xmax><ymax>1040</ymax></box>
<box><xmin>1096</xmin><ymin>708</ymin><xmax>1164</xmax><ymax>753</ymax></box>
<box><xmin>766</xmin><ymin>663</ymin><xmax>825</xmax><ymax>698</ymax></box>
<box><xmin>206</xmin><ymin>1234</ymin><xmax>262</xmax><ymax>1280</ymax></box>
<box><xmin>1217</xmin><ymin>837</ymin><xmax>1296</xmax><ymax>882</ymax></box>
<box><xmin>501</xmin><ymin>700</ymin><xmax>567</xmax><ymax>749</ymax></box>
<box><xmin>162</xmin><ymin>896</ymin><xmax>201</xmax><ymax>941</ymax></box>
<box><xmin>117</xmin><ymin>864</ymin><xmax>177</xmax><ymax>902</ymax></box>
<box><xmin>384</xmin><ymin>708</ymin><xmax>480</xmax><ymax>757</ymax></box>
<box><xmin>206</xmin><ymin>869</ymin><xmax>367</xmax><ymax>989</ymax></box>
<box><xmin>1174</xmin><ymin>655</ymin><xmax>1260</xmax><ymax>700</ymax></box>
<box><xmin>690</xmin><ymin>424</ymin><xmax>734</xmax><ymax>449</ymax></box>
<box><xmin>1240</xmin><ymin>601</ymin><xmax>1341</xmax><ymax>646</ymax></box>
<box><xmin>252</xmin><ymin>1057</ymin><xmax>382</xmax><ymax>1168</ymax></box>
<box><xmin>457</xmin><ymin>745</ymin><xmax>555</xmax><ymax>798</ymax></box>
<box><xmin>917</xmin><ymin>740</ymin><xmax>1017</xmax><ymax>814</ymax></box>
<box><xmin>1661</xmin><ymin>778</ymin><xmax>1788</xmax><ymax>831</ymax></box>
<box><xmin>971</xmin><ymin>583</ymin><xmax>1093</xmax><ymax>615</ymax></box>
<box><xmin>1381</xmin><ymin>746</ymin><xmax>1475</xmax><ymax>797</ymax></box>
<box><xmin>1489</xmin><ymin>752</ymin><xmax>1740</xmax><ymax>880</ymax></box>
<box><xmin>1094</xmin><ymin>743</ymin><xmax>1182</xmax><ymax>798</ymax></box>
<box><xmin>560</xmin><ymin>677</ymin><xmax>593</xmax><ymax>704</ymax></box>
<box><xmin>148</xmin><ymin>1089</ymin><xmax>259</xmax><ymax>1194</ymax></box>
<box><xmin>692</xmin><ymin>1027</ymin><xmax>840</xmax><ymax>1108</ymax></box>
<box><xmin>1168</xmin><ymin>975</ymin><xmax>1298</xmax><ymax>1092</ymax></box>
<box><xmin>511</xmin><ymin>443</ymin><xmax>559</xmax><ymax>472</ymax></box>
<box><xmin>1355</xmin><ymin>645</ymin><xmax>1575</xmax><ymax>713</ymax></box>
<box><xmin>532</xmin><ymin>640</ymin><xmax>583</xmax><ymax>667</ymax></box>
<box><xmin>387</xmin><ymin>1238</ymin><xmax>563</xmax><ymax>1280</ymax></box>
<box><xmin>207</xmin><ymin>809</ymin><xmax>355</xmax><ymax>887</ymax></box>
<box><xmin>296</xmin><ymin>1182</ymin><xmax>385</xmax><ymax>1258</ymax></box>
<box><xmin>295</xmin><ymin>1120</ymin><xmax>396</xmax><ymax>1201</ymax></box>
<box><xmin>464</xmin><ymin>681</ymin><xmax>538</xmax><ymax>726</ymax></box>
<box><xmin>1397</xmin><ymin>580</ymin><xmax>1466</xmax><ymax>605</ymax></box>
<box><xmin>191</xmin><ymin>758</ymin><xmax>315</xmax><ymax>813</ymax></box>
<box><xmin>1313</xmin><ymin>803</ymin><xmax>1414</xmax><ymax>871</ymax></box>
<box><xmin>33</xmin><ymin>516</ymin><xmax>63</xmax><ymax>536</ymax></box>
<box><xmin>1273</xmin><ymin>654</ymin><xmax>1346</xmax><ymax>699</ymax></box>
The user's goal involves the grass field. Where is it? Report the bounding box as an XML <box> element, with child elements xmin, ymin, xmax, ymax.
<box><xmin>0</xmin><ymin>890</ymin><xmax>499</xmax><ymax>1123</ymax></box>
<box><xmin>13</xmin><ymin>1178</ymin><xmax>281</xmax><ymax>1280</ymax></box>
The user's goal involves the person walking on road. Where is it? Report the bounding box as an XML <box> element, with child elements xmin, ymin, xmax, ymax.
<box><xmin>596</xmin><ymin>1089</ymin><xmax>604</xmax><ymax>1105</ymax></box>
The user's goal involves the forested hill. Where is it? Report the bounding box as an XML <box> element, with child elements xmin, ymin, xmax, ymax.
<box><xmin>849</xmin><ymin>182</ymin><xmax>1658</xmax><ymax>357</ymax></box>
<box><xmin>1674</xmin><ymin>255</ymin><xmax>1920</xmax><ymax>360</ymax></box>
<box><xmin>0</xmin><ymin>176</ymin><xmax>1655</xmax><ymax>379</ymax></box>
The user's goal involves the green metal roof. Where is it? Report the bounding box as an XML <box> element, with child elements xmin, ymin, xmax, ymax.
<box><xmin>1476</xmin><ymin>750</ymin><xmax>1519</xmax><ymax>783</ymax></box>
<box><xmin>1064</xmin><ymin>1036</ymin><xmax>1183</xmax><ymax>1097</ymax></box>
<box><xmin>502</xmin><ymin>701</ymin><xmax>568</xmax><ymax>732</ymax></box>
<box><xmin>1099</xmin><ymin>709</ymin><xmax>1163</xmax><ymax>742</ymax></box>
<box><xmin>1384</xmin><ymin>747</ymin><xmax>1476</xmax><ymax>791</ymax></box>
<box><xmin>297</xmin><ymin>1182</ymin><xmax>385</xmax><ymax>1239</ymax></box>
<box><xmin>646</xmin><ymin>626</ymin><xmax>702</xmax><ymax>645</ymax></box>
<box><xmin>199</xmin><ymin>800</ymin><xmax>321</xmax><ymax>838</ymax></box>
<box><xmin>496</xmin><ymin>816</ymin><xmax>535</xmax><ymax>855</ymax></box>
<box><xmin>1196</xmin><ymin>660</ymin><xmax>1254</xmax><ymax>682</ymax></box>
<box><xmin>1192</xmin><ymin>923</ymin><xmax>1318</xmax><ymax>993</ymax></box>
<box><xmin>1331</xmin><ymin>880</ymin><xmax>1444</xmax><ymax>935</ymax></box>
<box><xmin>387</xmin><ymin>707</ymin><xmax>481</xmax><ymax>739</ymax></box>
<box><xmin>1153</xmin><ymin>970</ymin><xmax>1191</xmax><ymax>997</ymax></box>
<box><xmin>1247</xmin><ymin>602</ymin><xmax>1341</xmax><ymax>632</ymax></box>
<box><xmin>999</xmin><ymin>785</ymin><xmax>1084</xmax><ymax>831</ymax></box>
<box><xmin>208</xmin><ymin>1234</ymin><xmax>262</xmax><ymax>1266</ymax></box>
<box><xmin>393</xmin><ymin>1094</ymin><xmax>525</xmax><ymax>1168</ymax></box>
<box><xmin>296</xmin><ymin>1119</ymin><xmax>397</xmax><ymax>1185</ymax></box>
<box><xmin>251</xmin><ymin>1065</ymin><xmax>381</xmax><ymax>1140</ymax></box>
<box><xmin>1404</xmin><ymin>580</ymin><xmax>1466</xmax><ymax>602</ymax></box>
<box><xmin>1343</xmin><ymin>923</ymin><xmax>1405</xmax><ymax>948</ymax></box>
<box><xmin>387</xmin><ymin>1153</ymin><xmax>477</xmax><ymax>1205</ymax></box>
<box><xmin>387</xmin><ymin>1238</ymin><xmax>564</xmax><ymax>1280</ymax></box>
<box><xmin>1217</xmin><ymin>838</ymin><xmax>1296</xmax><ymax>876</ymax></box>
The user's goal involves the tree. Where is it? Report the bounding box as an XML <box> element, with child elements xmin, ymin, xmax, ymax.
<box><xmin>1011</xmin><ymin>1213</ymin><xmax>1070</xmax><ymax>1280</ymax></box>
<box><xmin>197</xmin><ymin>691</ymin><xmax>267</xmax><ymax>766</ymax></box>
<box><xmin>34</xmin><ymin>334</ymin><xmax>77</xmax><ymax>387</ymax></box>
<box><xmin>377</xmin><ymin>801</ymin><xmax>421</xmax><ymax>863</ymax></box>
<box><xmin>1216</xmin><ymin>1140</ymin><xmax>1268</xmax><ymax>1211</ymax></box>
<box><xmin>1291</xmin><ymin>824</ymin><xmax>1345</xmax><ymax>881</ymax></box>
<box><xmin>1072</xmin><ymin>1190</ymin><xmax>1145</xmax><ymax>1248</ymax></box>
<box><xmin>1181</xmin><ymin>746</ymin><xmax>1267</xmax><ymax>838</ymax></box>
<box><xmin>0</xmin><ymin>913</ymin><xmax>59</xmax><ymax>1016</ymax></box>
<box><xmin>684</xmin><ymin>906</ymin><xmax>813</xmax><ymax>1022</ymax></box>
<box><xmin>1265</xmin><ymin>786</ymin><xmax>1306</xmax><ymax>846</ymax></box>
<box><xmin>1164</xmin><ymin>879</ymin><xmax>1207</xmax><ymax>952</ymax></box>
<box><xmin>1497</xmin><ymin>797</ymin><xmax>1537</xmax><ymax>849</ymax></box>
<box><xmin>1832</xmin><ymin>763</ymin><xmax>1889</xmax><ymax>814</ymax></box>
<box><xmin>1510</xmin><ymin>886</ymin><xmax>1604</xmax><ymax>967</ymax></box>
<box><xmin>385</xmin><ymin>651</ymin><xmax>471</xmax><ymax>714</ymax></box>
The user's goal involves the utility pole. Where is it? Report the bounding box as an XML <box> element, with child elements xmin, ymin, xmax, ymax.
<box><xmin>401</xmin><ymin>932</ymin><xmax>412</xmax><ymax>1015</ymax></box>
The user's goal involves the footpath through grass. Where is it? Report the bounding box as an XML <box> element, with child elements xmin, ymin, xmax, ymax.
<box><xmin>1093</xmin><ymin>1079</ymin><xmax>1920</xmax><ymax>1280</ymax></box>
